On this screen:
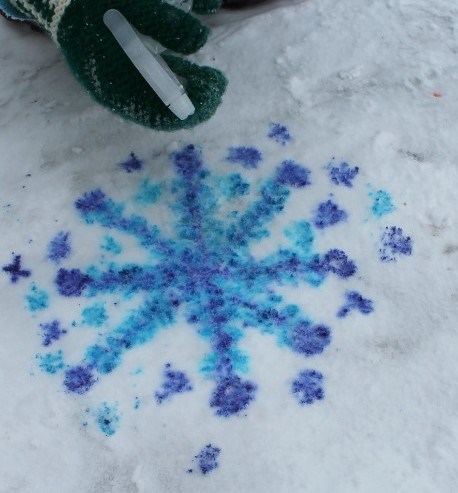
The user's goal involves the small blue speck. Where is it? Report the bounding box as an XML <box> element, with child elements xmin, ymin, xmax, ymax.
<box><xmin>47</xmin><ymin>231</ymin><xmax>71</xmax><ymax>263</ymax></box>
<box><xmin>26</xmin><ymin>284</ymin><xmax>49</xmax><ymax>312</ymax></box>
<box><xmin>328</xmin><ymin>160</ymin><xmax>359</xmax><ymax>187</ymax></box>
<box><xmin>268</xmin><ymin>123</ymin><xmax>292</xmax><ymax>145</ymax></box>
<box><xmin>101</xmin><ymin>236</ymin><xmax>122</xmax><ymax>255</ymax></box>
<box><xmin>40</xmin><ymin>320</ymin><xmax>67</xmax><ymax>346</ymax></box>
<box><xmin>313</xmin><ymin>200</ymin><xmax>347</xmax><ymax>229</ymax></box>
<box><xmin>155</xmin><ymin>363</ymin><xmax>192</xmax><ymax>403</ymax></box>
<box><xmin>96</xmin><ymin>403</ymin><xmax>120</xmax><ymax>436</ymax></box>
<box><xmin>337</xmin><ymin>291</ymin><xmax>374</xmax><ymax>318</ymax></box>
<box><xmin>195</xmin><ymin>444</ymin><xmax>221</xmax><ymax>475</ymax></box>
<box><xmin>64</xmin><ymin>366</ymin><xmax>96</xmax><ymax>394</ymax></box>
<box><xmin>292</xmin><ymin>369</ymin><xmax>324</xmax><ymax>405</ymax></box>
<box><xmin>380</xmin><ymin>226</ymin><xmax>413</xmax><ymax>262</ymax></box>
<box><xmin>119</xmin><ymin>152</ymin><xmax>143</xmax><ymax>173</ymax></box>
<box><xmin>370</xmin><ymin>190</ymin><xmax>395</xmax><ymax>218</ymax></box>
<box><xmin>37</xmin><ymin>350</ymin><xmax>65</xmax><ymax>374</ymax></box>
<box><xmin>226</xmin><ymin>147</ymin><xmax>262</xmax><ymax>169</ymax></box>
<box><xmin>276</xmin><ymin>160</ymin><xmax>311</xmax><ymax>188</ymax></box>
<box><xmin>2</xmin><ymin>255</ymin><xmax>31</xmax><ymax>283</ymax></box>
<box><xmin>82</xmin><ymin>303</ymin><xmax>107</xmax><ymax>327</ymax></box>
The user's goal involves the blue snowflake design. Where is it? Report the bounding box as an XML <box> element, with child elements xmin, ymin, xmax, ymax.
<box><xmin>8</xmin><ymin>139</ymin><xmax>414</xmax><ymax>426</ymax></box>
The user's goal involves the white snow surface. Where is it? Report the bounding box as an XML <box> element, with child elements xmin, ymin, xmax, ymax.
<box><xmin>1</xmin><ymin>0</ymin><xmax>458</xmax><ymax>492</ymax></box>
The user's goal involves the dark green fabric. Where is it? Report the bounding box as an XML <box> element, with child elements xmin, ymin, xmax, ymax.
<box><xmin>192</xmin><ymin>0</ymin><xmax>222</xmax><ymax>14</ymax></box>
<box><xmin>21</xmin><ymin>0</ymin><xmax>227</xmax><ymax>131</ymax></box>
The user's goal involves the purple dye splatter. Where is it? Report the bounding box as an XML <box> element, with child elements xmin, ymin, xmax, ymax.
<box><xmin>268</xmin><ymin>123</ymin><xmax>292</xmax><ymax>145</ymax></box>
<box><xmin>337</xmin><ymin>291</ymin><xmax>374</xmax><ymax>318</ymax></box>
<box><xmin>119</xmin><ymin>152</ymin><xmax>143</xmax><ymax>173</ymax></box>
<box><xmin>64</xmin><ymin>366</ymin><xmax>96</xmax><ymax>394</ymax></box>
<box><xmin>276</xmin><ymin>160</ymin><xmax>311</xmax><ymax>187</ymax></box>
<box><xmin>155</xmin><ymin>363</ymin><xmax>193</xmax><ymax>403</ymax></box>
<box><xmin>328</xmin><ymin>159</ymin><xmax>359</xmax><ymax>187</ymax></box>
<box><xmin>47</xmin><ymin>231</ymin><xmax>71</xmax><ymax>263</ymax></box>
<box><xmin>292</xmin><ymin>369</ymin><xmax>324</xmax><ymax>405</ymax></box>
<box><xmin>226</xmin><ymin>146</ymin><xmax>262</xmax><ymax>169</ymax></box>
<box><xmin>313</xmin><ymin>200</ymin><xmax>348</xmax><ymax>229</ymax></box>
<box><xmin>39</xmin><ymin>319</ymin><xmax>67</xmax><ymax>346</ymax></box>
<box><xmin>2</xmin><ymin>255</ymin><xmax>31</xmax><ymax>283</ymax></box>
<box><xmin>195</xmin><ymin>444</ymin><xmax>221</xmax><ymax>475</ymax></box>
<box><xmin>380</xmin><ymin>226</ymin><xmax>413</xmax><ymax>262</ymax></box>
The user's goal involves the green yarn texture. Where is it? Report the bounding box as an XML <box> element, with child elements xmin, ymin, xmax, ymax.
<box><xmin>15</xmin><ymin>0</ymin><xmax>227</xmax><ymax>130</ymax></box>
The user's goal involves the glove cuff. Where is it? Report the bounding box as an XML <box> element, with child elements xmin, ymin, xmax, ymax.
<box><xmin>10</xmin><ymin>0</ymin><xmax>71</xmax><ymax>38</ymax></box>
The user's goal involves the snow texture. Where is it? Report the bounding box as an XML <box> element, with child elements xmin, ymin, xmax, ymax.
<box><xmin>1</xmin><ymin>0</ymin><xmax>458</xmax><ymax>492</ymax></box>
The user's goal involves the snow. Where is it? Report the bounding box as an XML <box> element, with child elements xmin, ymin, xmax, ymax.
<box><xmin>1</xmin><ymin>0</ymin><xmax>458</xmax><ymax>492</ymax></box>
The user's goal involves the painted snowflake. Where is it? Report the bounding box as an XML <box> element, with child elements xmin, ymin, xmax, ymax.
<box><xmin>44</xmin><ymin>144</ymin><xmax>362</xmax><ymax>417</ymax></box>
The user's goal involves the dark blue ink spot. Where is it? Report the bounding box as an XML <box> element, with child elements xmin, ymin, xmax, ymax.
<box><xmin>40</xmin><ymin>320</ymin><xmax>67</xmax><ymax>346</ymax></box>
<box><xmin>96</xmin><ymin>403</ymin><xmax>120</xmax><ymax>436</ymax></box>
<box><xmin>337</xmin><ymin>291</ymin><xmax>374</xmax><ymax>318</ymax></box>
<box><xmin>328</xmin><ymin>159</ymin><xmax>359</xmax><ymax>187</ymax></box>
<box><xmin>268</xmin><ymin>123</ymin><xmax>292</xmax><ymax>145</ymax></box>
<box><xmin>75</xmin><ymin>189</ymin><xmax>106</xmax><ymax>215</ymax></box>
<box><xmin>210</xmin><ymin>375</ymin><xmax>257</xmax><ymax>417</ymax></box>
<box><xmin>314</xmin><ymin>200</ymin><xmax>347</xmax><ymax>229</ymax></box>
<box><xmin>380</xmin><ymin>226</ymin><xmax>413</xmax><ymax>262</ymax></box>
<box><xmin>292</xmin><ymin>369</ymin><xmax>324</xmax><ymax>404</ymax></box>
<box><xmin>290</xmin><ymin>321</ymin><xmax>331</xmax><ymax>356</ymax></box>
<box><xmin>172</xmin><ymin>144</ymin><xmax>202</xmax><ymax>178</ymax></box>
<box><xmin>195</xmin><ymin>444</ymin><xmax>221</xmax><ymax>475</ymax></box>
<box><xmin>226</xmin><ymin>146</ymin><xmax>262</xmax><ymax>169</ymax></box>
<box><xmin>119</xmin><ymin>152</ymin><xmax>143</xmax><ymax>173</ymax></box>
<box><xmin>55</xmin><ymin>268</ymin><xmax>90</xmax><ymax>297</ymax></box>
<box><xmin>26</xmin><ymin>284</ymin><xmax>49</xmax><ymax>312</ymax></box>
<box><xmin>47</xmin><ymin>231</ymin><xmax>71</xmax><ymax>263</ymax></box>
<box><xmin>64</xmin><ymin>366</ymin><xmax>96</xmax><ymax>394</ymax></box>
<box><xmin>308</xmin><ymin>249</ymin><xmax>357</xmax><ymax>279</ymax></box>
<box><xmin>37</xmin><ymin>350</ymin><xmax>65</xmax><ymax>374</ymax></box>
<box><xmin>155</xmin><ymin>363</ymin><xmax>193</xmax><ymax>403</ymax></box>
<box><xmin>276</xmin><ymin>160</ymin><xmax>311</xmax><ymax>188</ymax></box>
<box><xmin>2</xmin><ymin>255</ymin><xmax>30</xmax><ymax>283</ymax></box>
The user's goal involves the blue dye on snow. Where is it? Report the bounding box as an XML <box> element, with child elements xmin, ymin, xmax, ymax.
<box><xmin>64</xmin><ymin>366</ymin><xmax>96</xmax><ymax>394</ymax></box>
<box><xmin>47</xmin><ymin>231</ymin><xmax>71</xmax><ymax>263</ymax></box>
<box><xmin>155</xmin><ymin>363</ymin><xmax>193</xmax><ymax>403</ymax></box>
<box><xmin>82</xmin><ymin>303</ymin><xmax>107</xmax><ymax>327</ymax></box>
<box><xmin>134</xmin><ymin>179</ymin><xmax>162</xmax><ymax>205</ymax></box>
<box><xmin>268</xmin><ymin>123</ymin><xmax>292</xmax><ymax>145</ymax></box>
<box><xmin>226</xmin><ymin>146</ymin><xmax>262</xmax><ymax>169</ymax></box>
<box><xmin>380</xmin><ymin>226</ymin><xmax>413</xmax><ymax>262</ymax></box>
<box><xmin>37</xmin><ymin>350</ymin><xmax>65</xmax><ymax>374</ymax></box>
<box><xmin>26</xmin><ymin>284</ymin><xmax>49</xmax><ymax>312</ymax></box>
<box><xmin>313</xmin><ymin>200</ymin><xmax>347</xmax><ymax>229</ymax></box>
<box><xmin>101</xmin><ymin>236</ymin><xmax>122</xmax><ymax>255</ymax></box>
<box><xmin>96</xmin><ymin>403</ymin><xmax>120</xmax><ymax>436</ymax></box>
<box><xmin>337</xmin><ymin>291</ymin><xmax>374</xmax><ymax>318</ymax></box>
<box><xmin>292</xmin><ymin>369</ymin><xmax>324</xmax><ymax>405</ymax></box>
<box><xmin>218</xmin><ymin>173</ymin><xmax>250</xmax><ymax>199</ymax></box>
<box><xmin>43</xmin><ymin>144</ymin><xmax>360</xmax><ymax>417</ymax></box>
<box><xmin>55</xmin><ymin>268</ymin><xmax>90</xmax><ymax>297</ymax></box>
<box><xmin>290</xmin><ymin>321</ymin><xmax>331</xmax><ymax>356</ymax></box>
<box><xmin>195</xmin><ymin>444</ymin><xmax>221</xmax><ymax>475</ymax></box>
<box><xmin>40</xmin><ymin>320</ymin><xmax>67</xmax><ymax>346</ymax></box>
<box><xmin>276</xmin><ymin>160</ymin><xmax>311</xmax><ymax>188</ymax></box>
<box><xmin>134</xmin><ymin>396</ymin><xmax>140</xmax><ymax>409</ymax></box>
<box><xmin>328</xmin><ymin>160</ymin><xmax>359</xmax><ymax>187</ymax></box>
<box><xmin>119</xmin><ymin>152</ymin><xmax>143</xmax><ymax>173</ymax></box>
<box><xmin>2</xmin><ymin>255</ymin><xmax>30</xmax><ymax>283</ymax></box>
<box><xmin>370</xmin><ymin>190</ymin><xmax>395</xmax><ymax>218</ymax></box>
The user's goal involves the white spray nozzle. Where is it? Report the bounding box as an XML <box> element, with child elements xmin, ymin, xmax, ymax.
<box><xmin>103</xmin><ymin>9</ymin><xmax>195</xmax><ymax>121</ymax></box>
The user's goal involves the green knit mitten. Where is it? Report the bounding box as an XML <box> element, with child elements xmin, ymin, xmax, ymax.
<box><xmin>10</xmin><ymin>0</ymin><xmax>227</xmax><ymax>130</ymax></box>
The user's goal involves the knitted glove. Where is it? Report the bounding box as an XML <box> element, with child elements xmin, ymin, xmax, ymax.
<box><xmin>9</xmin><ymin>0</ymin><xmax>227</xmax><ymax>130</ymax></box>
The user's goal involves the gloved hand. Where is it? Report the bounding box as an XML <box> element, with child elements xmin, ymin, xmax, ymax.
<box><xmin>9</xmin><ymin>0</ymin><xmax>227</xmax><ymax>130</ymax></box>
